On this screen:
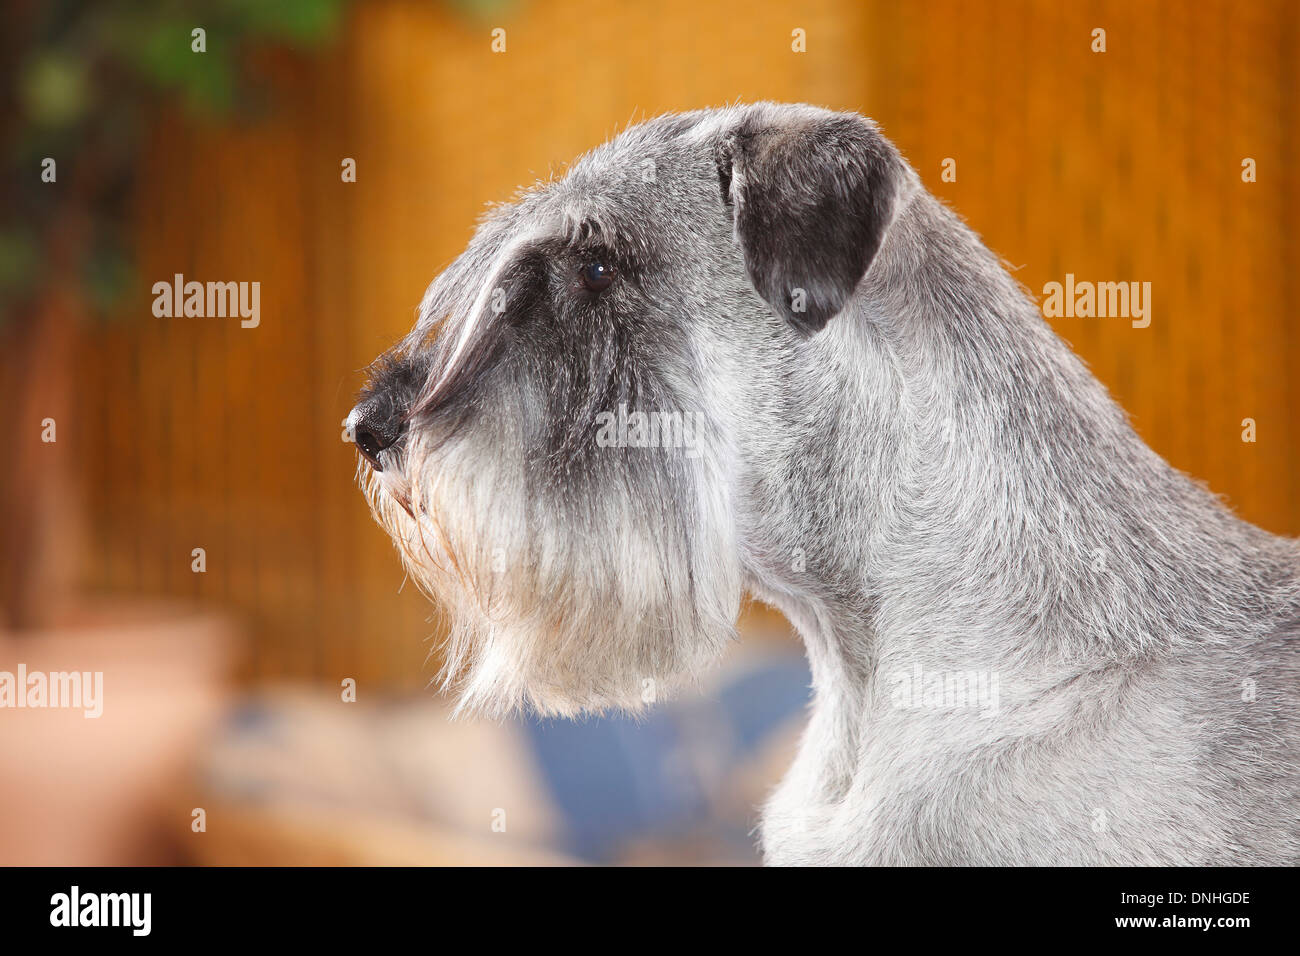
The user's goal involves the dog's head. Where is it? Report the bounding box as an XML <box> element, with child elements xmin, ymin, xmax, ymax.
<box><xmin>348</xmin><ymin>103</ymin><xmax>911</xmax><ymax>716</ymax></box>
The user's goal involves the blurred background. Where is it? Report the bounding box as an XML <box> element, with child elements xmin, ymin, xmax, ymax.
<box><xmin>1</xmin><ymin>0</ymin><xmax>1296</xmax><ymax>865</ymax></box>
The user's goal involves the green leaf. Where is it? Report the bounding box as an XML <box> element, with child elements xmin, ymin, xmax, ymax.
<box><xmin>19</xmin><ymin>52</ymin><xmax>89</xmax><ymax>128</ymax></box>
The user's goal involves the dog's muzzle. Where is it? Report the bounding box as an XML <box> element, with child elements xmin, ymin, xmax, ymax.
<box><xmin>346</xmin><ymin>395</ymin><xmax>407</xmax><ymax>471</ymax></box>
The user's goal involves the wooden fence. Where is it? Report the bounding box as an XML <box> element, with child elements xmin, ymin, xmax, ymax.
<box><xmin>76</xmin><ymin>0</ymin><xmax>1299</xmax><ymax>686</ymax></box>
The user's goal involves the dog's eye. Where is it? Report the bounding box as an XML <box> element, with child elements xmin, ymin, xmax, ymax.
<box><xmin>581</xmin><ymin>262</ymin><xmax>615</xmax><ymax>292</ymax></box>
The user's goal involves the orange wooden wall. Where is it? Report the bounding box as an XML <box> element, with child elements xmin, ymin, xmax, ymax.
<box><xmin>77</xmin><ymin>0</ymin><xmax>1299</xmax><ymax>687</ymax></box>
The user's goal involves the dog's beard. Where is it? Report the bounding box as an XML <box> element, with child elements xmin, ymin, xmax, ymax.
<box><xmin>361</xmin><ymin>429</ymin><xmax>741</xmax><ymax>718</ymax></box>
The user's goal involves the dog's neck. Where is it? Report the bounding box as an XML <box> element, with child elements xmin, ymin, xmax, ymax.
<box><xmin>743</xmin><ymin>190</ymin><xmax>1294</xmax><ymax>704</ymax></box>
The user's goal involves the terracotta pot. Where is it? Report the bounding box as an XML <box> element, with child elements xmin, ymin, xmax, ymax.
<box><xmin>0</xmin><ymin>600</ymin><xmax>235</xmax><ymax>864</ymax></box>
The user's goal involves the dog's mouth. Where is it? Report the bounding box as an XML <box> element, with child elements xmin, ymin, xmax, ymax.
<box><xmin>385</xmin><ymin>478</ymin><xmax>416</xmax><ymax>519</ymax></box>
<box><xmin>380</xmin><ymin>471</ymin><xmax>417</xmax><ymax>520</ymax></box>
<box><xmin>358</xmin><ymin>453</ymin><xmax>418</xmax><ymax>520</ymax></box>
<box><xmin>359</xmin><ymin>454</ymin><xmax>473</xmax><ymax>601</ymax></box>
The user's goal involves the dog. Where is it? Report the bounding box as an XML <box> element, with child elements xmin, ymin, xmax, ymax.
<box><xmin>347</xmin><ymin>103</ymin><xmax>1299</xmax><ymax>865</ymax></box>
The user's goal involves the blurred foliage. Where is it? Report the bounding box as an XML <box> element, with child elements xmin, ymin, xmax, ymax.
<box><xmin>0</xmin><ymin>0</ymin><xmax>351</xmax><ymax>328</ymax></box>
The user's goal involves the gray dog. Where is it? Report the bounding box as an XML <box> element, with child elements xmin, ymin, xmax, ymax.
<box><xmin>347</xmin><ymin>102</ymin><xmax>1298</xmax><ymax>865</ymax></box>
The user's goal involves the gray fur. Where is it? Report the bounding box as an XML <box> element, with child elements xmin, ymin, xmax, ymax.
<box><xmin>349</xmin><ymin>103</ymin><xmax>1299</xmax><ymax>865</ymax></box>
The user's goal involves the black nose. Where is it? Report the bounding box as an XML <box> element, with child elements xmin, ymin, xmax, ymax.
<box><xmin>346</xmin><ymin>396</ymin><xmax>405</xmax><ymax>471</ymax></box>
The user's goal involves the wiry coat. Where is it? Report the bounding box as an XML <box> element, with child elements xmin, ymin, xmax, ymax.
<box><xmin>351</xmin><ymin>103</ymin><xmax>1300</xmax><ymax>865</ymax></box>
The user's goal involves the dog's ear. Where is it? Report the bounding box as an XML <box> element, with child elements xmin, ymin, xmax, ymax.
<box><xmin>716</xmin><ymin>108</ymin><xmax>905</xmax><ymax>335</ymax></box>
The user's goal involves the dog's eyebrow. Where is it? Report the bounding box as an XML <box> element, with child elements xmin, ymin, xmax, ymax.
<box><xmin>570</xmin><ymin>219</ymin><xmax>668</xmax><ymax>276</ymax></box>
<box><xmin>423</xmin><ymin>227</ymin><xmax>548</xmax><ymax>400</ymax></box>
<box><xmin>553</xmin><ymin>211</ymin><xmax>605</xmax><ymax>252</ymax></box>
<box><xmin>414</xmin><ymin>202</ymin><xmax>645</xmax><ymax>401</ymax></box>
<box><xmin>556</xmin><ymin>205</ymin><xmax>646</xmax><ymax>258</ymax></box>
